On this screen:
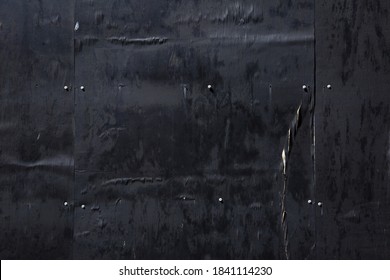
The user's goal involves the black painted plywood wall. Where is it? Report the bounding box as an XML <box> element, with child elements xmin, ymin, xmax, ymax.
<box><xmin>0</xmin><ymin>0</ymin><xmax>389</xmax><ymax>259</ymax></box>
<box><xmin>315</xmin><ymin>0</ymin><xmax>390</xmax><ymax>259</ymax></box>
<box><xmin>0</xmin><ymin>0</ymin><xmax>75</xmax><ymax>259</ymax></box>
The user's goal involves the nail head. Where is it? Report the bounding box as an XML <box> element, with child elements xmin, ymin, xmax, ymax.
<box><xmin>207</xmin><ymin>84</ymin><xmax>215</xmax><ymax>92</ymax></box>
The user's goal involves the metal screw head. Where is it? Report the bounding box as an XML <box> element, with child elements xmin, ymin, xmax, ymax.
<box><xmin>80</xmin><ymin>86</ymin><xmax>85</xmax><ymax>91</ymax></box>
<box><xmin>302</xmin><ymin>85</ymin><xmax>308</xmax><ymax>92</ymax></box>
<box><xmin>326</xmin><ymin>84</ymin><xmax>332</xmax><ymax>90</ymax></box>
<box><xmin>317</xmin><ymin>202</ymin><xmax>323</xmax><ymax>207</ymax></box>
<box><xmin>64</xmin><ymin>201</ymin><xmax>68</xmax><ymax>206</ymax></box>
<box><xmin>308</xmin><ymin>199</ymin><xmax>313</xmax><ymax>204</ymax></box>
<box><xmin>81</xmin><ymin>204</ymin><xmax>86</xmax><ymax>209</ymax></box>
<box><xmin>207</xmin><ymin>84</ymin><xmax>215</xmax><ymax>93</ymax></box>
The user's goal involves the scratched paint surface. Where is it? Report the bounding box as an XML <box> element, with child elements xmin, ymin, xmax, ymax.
<box><xmin>0</xmin><ymin>0</ymin><xmax>75</xmax><ymax>259</ymax></box>
<box><xmin>72</xmin><ymin>0</ymin><xmax>314</xmax><ymax>259</ymax></box>
<box><xmin>1</xmin><ymin>0</ymin><xmax>388</xmax><ymax>260</ymax></box>
<box><xmin>315</xmin><ymin>0</ymin><xmax>390</xmax><ymax>259</ymax></box>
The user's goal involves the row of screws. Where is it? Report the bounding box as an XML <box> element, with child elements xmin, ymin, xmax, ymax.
<box><xmin>302</xmin><ymin>84</ymin><xmax>332</xmax><ymax>92</ymax></box>
<box><xmin>308</xmin><ymin>200</ymin><xmax>323</xmax><ymax>207</ymax></box>
<box><xmin>64</xmin><ymin>86</ymin><xmax>85</xmax><ymax>91</ymax></box>
<box><xmin>66</xmin><ymin>198</ymin><xmax>318</xmax><ymax>207</ymax></box>
<box><xmin>64</xmin><ymin>84</ymin><xmax>331</xmax><ymax>93</ymax></box>
<box><xmin>64</xmin><ymin>201</ymin><xmax>86</xmax><ymax>208</ymax></box>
